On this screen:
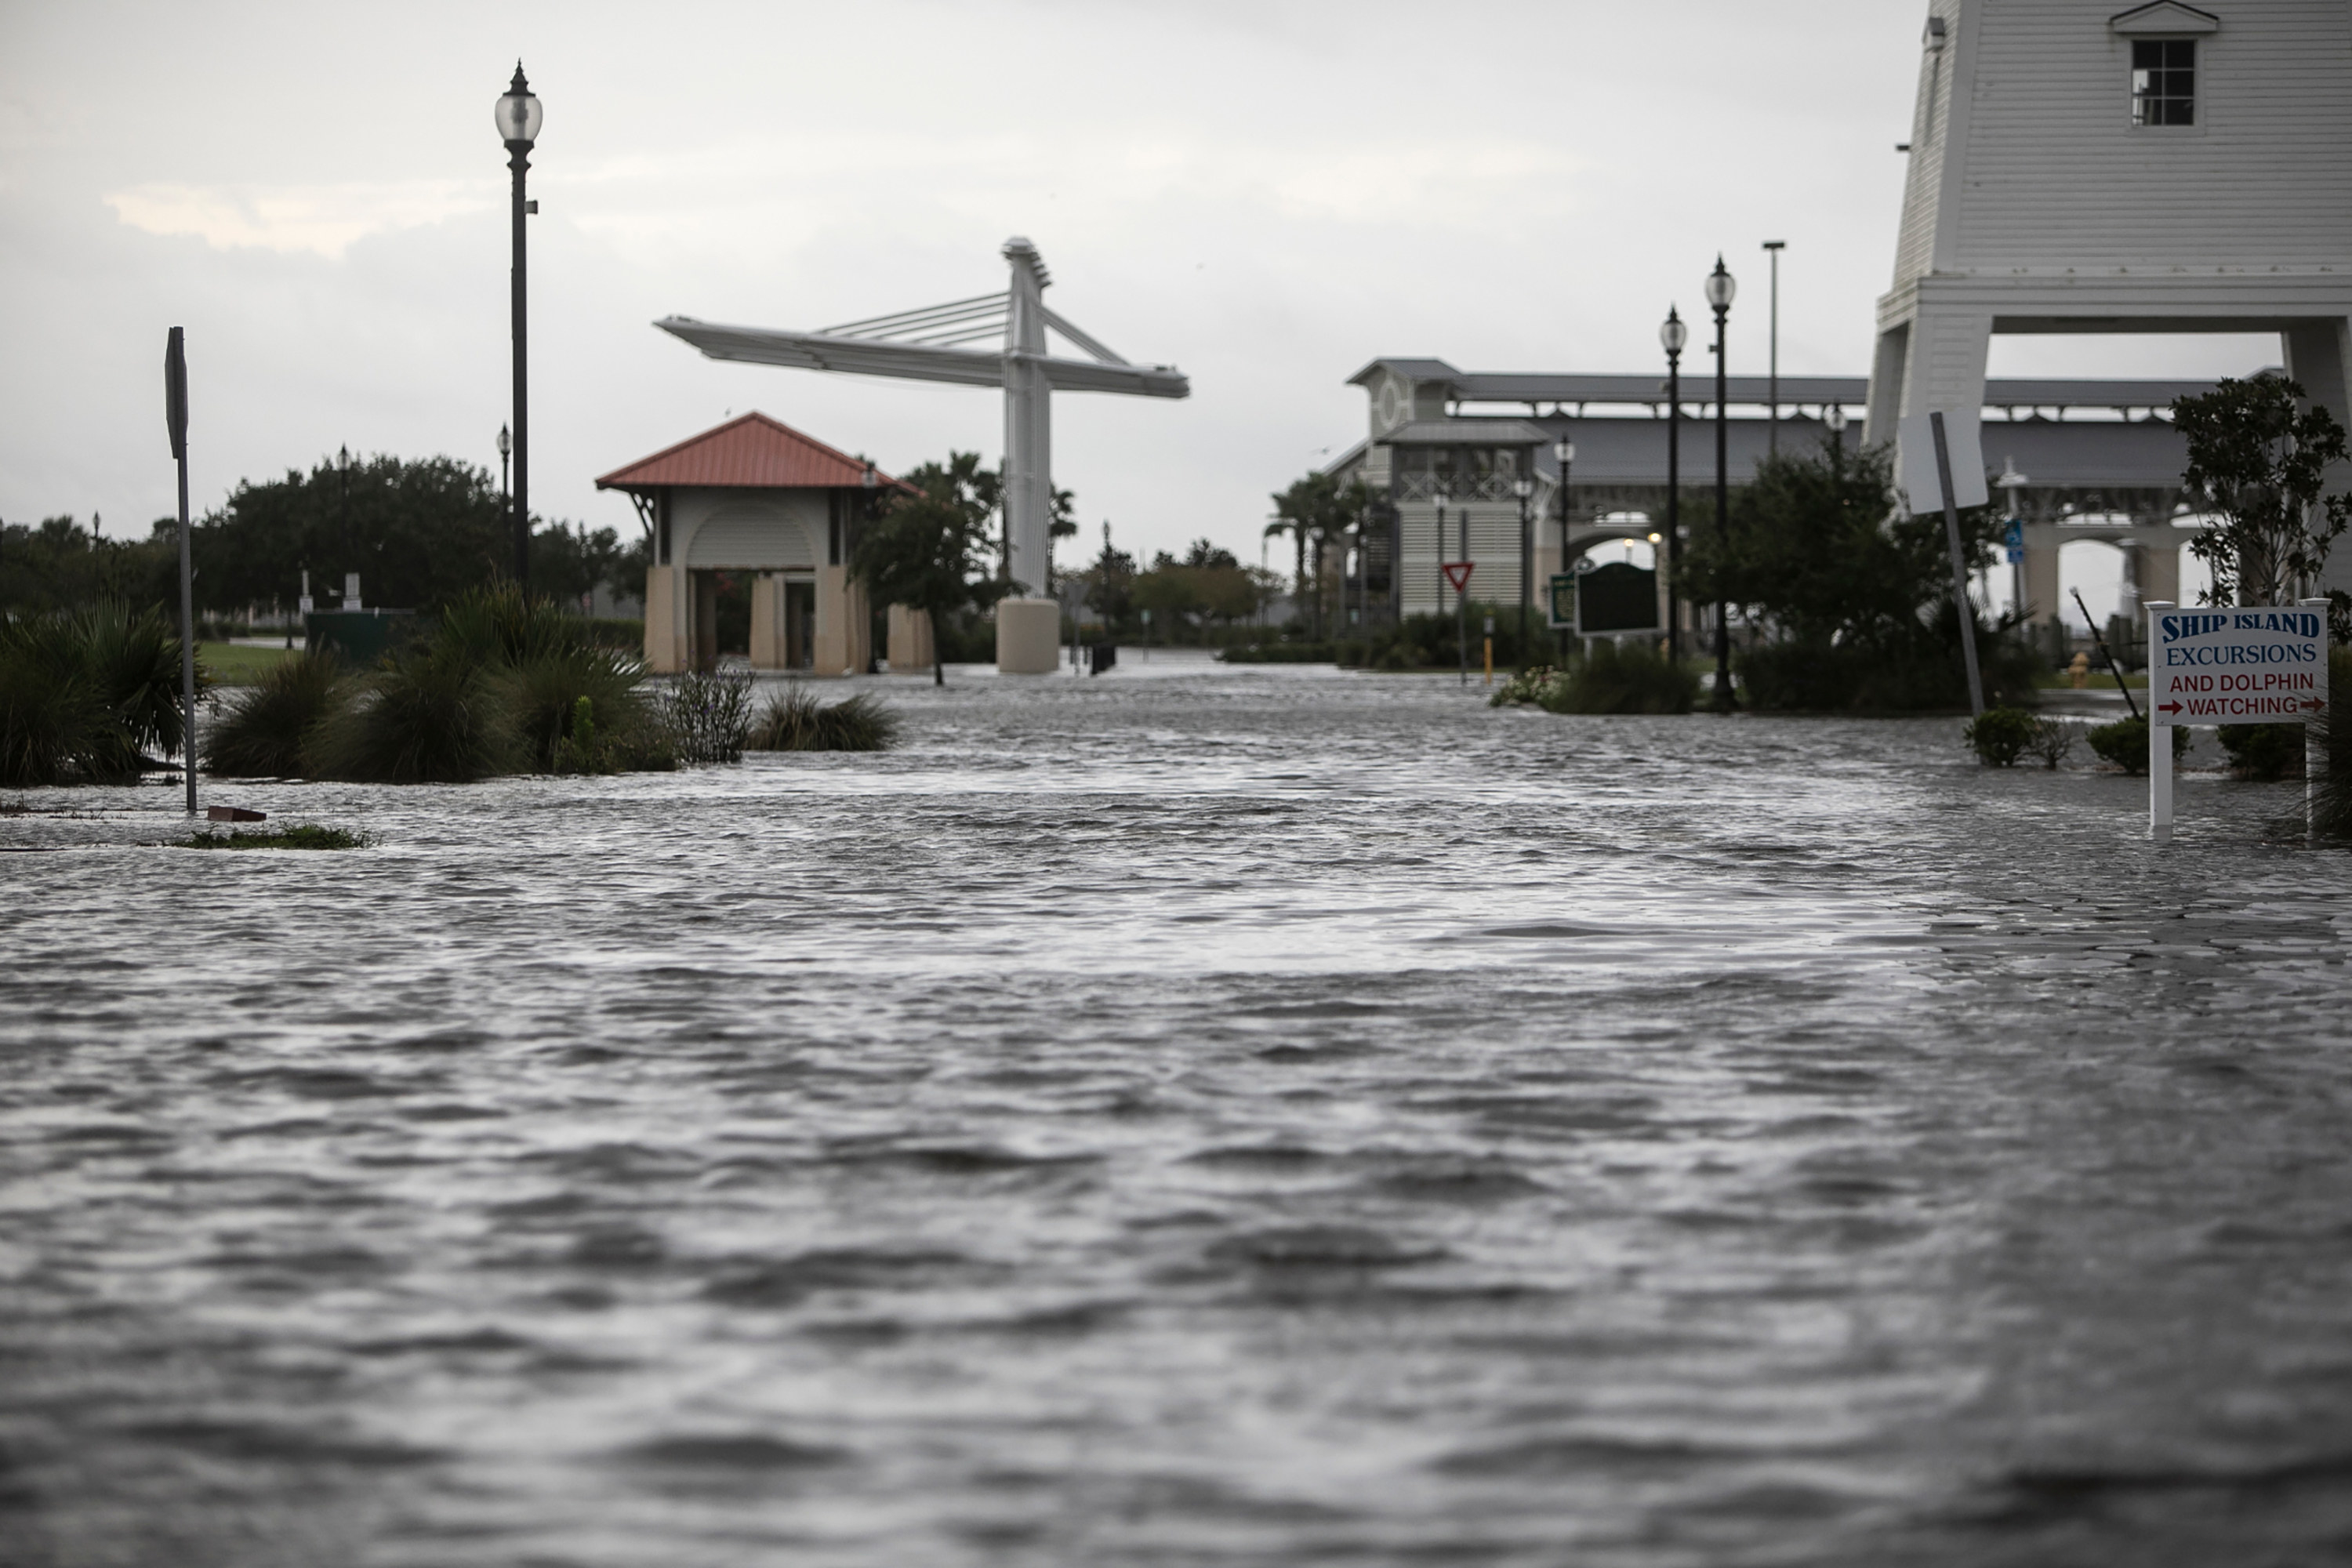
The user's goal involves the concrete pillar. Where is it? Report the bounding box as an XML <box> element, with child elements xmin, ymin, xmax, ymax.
<box><xmin>2285</xmin><ymin>317</ymin><xmax>2352</xmax><ymax>599</ymax></box>
<box><xmin>886</xmin><ymin>603</ymin><xmax>935</xmax><ymax>673</ymax></box>
<box><xmin>1002</xmin><ymin>238</ymin><xmax>1053</xmax><ymax>597</ymax></box>
<box><xmin>749</xmin><ymin>572</ymin><xmax>783</xmax><ymax>669</ymax></box>
<box><xmin>2138</xmin><ymin>536</ymin><xmax>2180</xmax><ymax>613</ymax></box>
<box><xmin>1891</xmin><ymin>307</ymin><xmax>1992</xmax><ymax>491</ymax></box>
<box><xmin>2118</xmin><ymin>540</ymin><xmax>2143</xmax><ymax>623</ymax></box>
<box><xmin>643</xmin><ymin>564</ymin><xmax>679</xmax><ymax>673</ymax></box>
<box><xmin>815</xmin><ymin>564</ymin><xmax>869</xmax><ymax>676</ymax></box>
<box><xmin>2022</xmin><ymin>532</ymin><xmax>2060</xmax><ymax>628</ymax></box>
<box><xmin>1864</xmin><ymin>323</ymin><xmax>1909</xmax><ymax>448</ymax></box>
<box><xmin>996</xmin><ymin>598</ymin><xmax>1060</xmax><ymax>673</ymax></box>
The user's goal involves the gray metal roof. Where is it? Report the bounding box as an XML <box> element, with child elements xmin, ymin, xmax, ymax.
<box><xmin>1348</xmin><ymin>357</ymin><xmax>2231</xmax><ymax>412</ymax></box>
<box><xmin>1374</xmin><ymin>419</ymin><xmax>1550</xmax><ymax>446</ymax></box>
<box><xmin>1337</xmin><ymin>411</ymin><xmax>2194</xmax><ymax>494</ymax></box>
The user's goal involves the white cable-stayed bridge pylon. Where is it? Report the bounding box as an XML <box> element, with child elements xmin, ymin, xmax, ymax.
<box><xmin>655</xmin><ymin>238</ymin><xmax>1189</xmax><ymax>671</ymax></box>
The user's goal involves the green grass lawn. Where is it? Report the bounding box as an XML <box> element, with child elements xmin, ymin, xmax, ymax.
<box><xmin>199</xmin><ymin>641</ymin><xmax>299</xmax><ymax>686</ymax></box>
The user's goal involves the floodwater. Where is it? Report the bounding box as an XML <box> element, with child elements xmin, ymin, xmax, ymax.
<box><xmin>5</xmin><ymin>665</ymin><xmax>2351</xmax><ymax>1567</ymax></box>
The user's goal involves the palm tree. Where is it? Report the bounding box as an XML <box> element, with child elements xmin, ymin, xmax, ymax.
<box><xmin>1263</xmin><ymin>515</ymin><xmax>1308</xmax><ymax>635</ymax></box>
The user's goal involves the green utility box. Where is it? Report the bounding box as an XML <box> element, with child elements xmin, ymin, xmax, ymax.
<box><xmin>305</xmin><ymin>609</ymin><xmax>416</xmax><ymax>665</ymax></box>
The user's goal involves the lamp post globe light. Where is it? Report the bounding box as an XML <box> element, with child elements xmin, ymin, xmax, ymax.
<box><xmin>1659</xmin><ymin>307</ymin><xmax>1686</xmax><ymax>664</ymax></box>
<box><xmin>1704</xmin><ymin>256</ymin><xmax>1737</xmax><ymax>711</ymax></box>
<box><xmin>495</xmin><ymin>64</ymin><xmax>542</xmax><ymax>593</ymax></box>
<box><xmin>497</xmin><ymin>422</ymin><xmax>512</xmax><ymax>500</ymax></box>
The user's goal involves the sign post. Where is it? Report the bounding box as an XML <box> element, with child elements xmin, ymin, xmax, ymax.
<box><xmin>1443</xmin><ymin>561</ymin><xmax>1474</xmax><ymax>687</ymax></box>
<box><xmin>2147</xmin><ymin>599</ymin><xmax>2328</xmax><ymax>841</ymax></box>
<box><xmin>165</xmin><ymin>328</ymin><xmax>196</xmax><ymax>817</ymax></box>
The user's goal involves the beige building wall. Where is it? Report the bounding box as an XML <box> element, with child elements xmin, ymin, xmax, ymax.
<box><xmin>885</xmin><ymin>604</ymin><xmax>935</xmax><ymax>673</ymax></box>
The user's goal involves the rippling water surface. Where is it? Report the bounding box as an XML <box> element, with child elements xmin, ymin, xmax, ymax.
<box><xmin>6</xmin><ymin>666</ymin><xmax>2352</xmax><ymax>1566</ymax></box>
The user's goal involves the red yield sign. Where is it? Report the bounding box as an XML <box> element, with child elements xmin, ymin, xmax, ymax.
<box><xmin>1441</xmin><ymin>561</ymin><xmax>1474</xmax><ymax>593</ymax></box>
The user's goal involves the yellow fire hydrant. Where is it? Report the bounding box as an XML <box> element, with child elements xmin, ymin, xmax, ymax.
<box><xmin>2069</xmin><ymin>651</ymin><xmax>2091</xmax><ymax>689</ymax></box>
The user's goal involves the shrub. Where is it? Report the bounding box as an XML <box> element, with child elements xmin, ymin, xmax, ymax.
<box><xmin>748</xmin><ymin>685</ymin><xmax>900</xmax><ymax>752</ymax></box>
<box><xmin>204</xmin><ymin>650</ymin><xmax>347</xmax><ymax>777</ymax></box>
<box><xmin>1965</xmin><ymin>706</ymin><xmax>2038</xmax><ymax>767</ymax></box>
<box><xmin>1490</xmin><ymin>645</ymin><xmax>1696</xmax><ymax>714</ymax></box>
<box><xmin>506</xmin><ymin>643</ymin><xmax>646</xmax><ymax>771</ymax></box>
<box><xmin>0</xmin><ymin>602</ymin><xmax>192</xmax><ymax>786</ymax></box>
<box><xmin>2217</xmin><ymin>723</ymin><xmax>2304</xmax><ymax>781</ymax></box>
<box><xmin>2086</xmin><ymin>714</ymin><xmax>2188</xmax><ymax>775</ymax></box>
<box><xmin>182</xmin><ymin>825</ymin><xmax>365</xmax><ymax>850</ymax></box>
<box><xmin>2026</xmin><ymin>717</ymin><xmax>2078</xmax><ymax>770</ymax></box>
<box><xmin>1739</xmin><ymin>630</ymin><xmax>2040</xmax><ymax>713</ymax></box>
<box><xmin>662</xmin><ymin>668</ymin><xmax>754</xmax><ymax>765</ymax></box>
<box><xmin>307</xmin><ymin>637</ymin><xmax>521</xmax><ymax>782</ymax></box>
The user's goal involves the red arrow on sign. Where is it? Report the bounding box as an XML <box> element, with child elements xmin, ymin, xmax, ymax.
<box><xmin>2158</xmin><ymin>700</ymin><xmax>2182</xmax><ymax>714</ymax></box>
<box><xmin>1442</xmin><ymin>561</ymin><xmax>1474</xmax><ymax>593</ymax></box>
<box><xmin>2304</xmin><ymin>697</ymin><xmax>2328</xmax><ymax>712</ymax></box>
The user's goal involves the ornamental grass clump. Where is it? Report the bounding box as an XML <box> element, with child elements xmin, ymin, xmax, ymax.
<box><xmin>1963</xmin><ymin>706</ymin><xmax>2038</xmax><ymax>768</ymax></box>
<box><xmin>746</xmin><ymin>684</ymin><xmax>900</xmax><ymax>752</ymax></box>
<box><xmin>204</xmin><ymin>650</ymin><xmax>347</xmax><ymax>777</ymax></box>
<box><xmin>1487</xmin><ymin>647</ymin><xmax>1696</xmax><ymax>715</ymax></box>
<box><xmin>307</xmin><ymin>636</ymin><xmax>521</xmax><ymax>783</ymax></box>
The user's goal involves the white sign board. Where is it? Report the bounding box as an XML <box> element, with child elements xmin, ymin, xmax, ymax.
<box><xmin>2148</xmin><ymin>606</ymin><xmax>2327</xmax><ymax>726</ymax></box>
<box><xmin>1898</xmin><ymin>410</ymin><xmax>1989</xmax><ymax>513</ymax></box>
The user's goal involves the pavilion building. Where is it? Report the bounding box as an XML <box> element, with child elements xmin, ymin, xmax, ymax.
<box><xmin>595</xmin><ymin>413</ymin><xmax>925</xmax><ymax>675</ymax></box>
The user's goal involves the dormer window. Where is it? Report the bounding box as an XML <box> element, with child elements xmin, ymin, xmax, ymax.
<box><xmin>2131</xmin><ymin>39</ymin><xmax>2195</xmax><ymax>125</ymax></box>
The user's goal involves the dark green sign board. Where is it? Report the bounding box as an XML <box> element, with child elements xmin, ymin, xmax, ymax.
<box><xmin>1573</xmin><ymin>562</ymin><xmax>1659</xmax><ymax>636</ymax></box>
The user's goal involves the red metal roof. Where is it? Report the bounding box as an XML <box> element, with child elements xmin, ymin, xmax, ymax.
<box><xmin>594</xmin><ymin>412</ymin><xmax>913</xmax><ymax>494</ymax></box>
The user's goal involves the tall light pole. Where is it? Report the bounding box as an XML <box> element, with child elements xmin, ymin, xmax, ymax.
<box><xmin>1761</xmin><ymin>241</ymin><xmax>1785</xmax><ymax>457</ymax></box>
<box><xmin>1660</xmin><ymin>308</ymin><xmax>1686</xmax><ymax>666</ymax></box>
<box><xmin>495</xmin><ymin>64</ymin><xmax>542</xmax><ymax>593</ymax></box>
<box><xmin>1552</xmin><ymin>438</ymin><xmax>1576</xmax><ymax>665</ymax></box>
<box><xmin>1513</xmin><ymin>473</ymin><xmax>1534</xmax><ymax>668</ymax></box>
<box><xmin>1824</xmin><ymin>403</ymin><xmax>1846</xmax><ymax>456</ymax></box>
<box><xmin>1704</xmin><ymin>256</ymin><xmax>1737</xmax><ymax>711</ymax></box>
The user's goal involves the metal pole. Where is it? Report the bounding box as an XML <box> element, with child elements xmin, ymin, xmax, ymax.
<box><xmin>1665</xmin><ymin>346</ymin><xmax>1682</xmax><ymax>666</ymax></box>
<box><xmin>509</xmin><ymin>138</ymin><xmax>530</xmax><ymax>591</ymax></box>
<box><xmin>1457</xmin><ymin>499</ymin><xmax>1469</xmax><ymax>685</ymax></box>
<box><xmin>1557</xmin><ymin>450</ymin><xmax>1574</xmax><ymax>666</ymax></box>
<box><xmin>165</xmin><ymin>328</ymin><xmax>195</xmax><ymax>815</ymax></box>
<box><xmin>1929</xmin><ymin>411</ymin><xmax>1986</xmax><ymax>717</ymax></box>
<box><xmin>1762</xmin><ymin>241</ymin><xmax>1784</xmax><ymax>457</ymax></box>
<box><xmin>1516</xmin><ymin>481</ymin><xmax>1530</xmax><ymax>669</ymax></box>
<box><xmin>1712</xmin><ymin>299</ymin><xmax>1734</xmax><ymax>710</ymax></box>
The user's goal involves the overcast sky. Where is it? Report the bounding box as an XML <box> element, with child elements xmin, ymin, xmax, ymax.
<box><xmin>0</xmin><ymin>1</ymin><xmax>2278</xmax><ymax>575</ymax></box>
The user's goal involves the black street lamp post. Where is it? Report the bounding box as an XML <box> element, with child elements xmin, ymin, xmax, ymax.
<box><xmin>498</xmin><ymin>423</ymin><xmax>512</xmax><ymax>501</ymax></box>
<box><xmin>1704</xmin><ymin>256</ymin><xmax>1737</xmax><ymax>711</ymax></box>
<box><xmin>1660</xmin><ymin>308</ymin><xmax>1686</xmax><ymax>666</ymax></box>
<box><xmin>1552</xmin><ymin>438</ymin><xmax>1575</xmax><ymax>664</ymax></box>
<box><xmin>495</xmin><ymin>64</ymin><xmax>542</xmax><ymax>593</ymax></box>
<box><xmin>1513</xmin><ymin>473</ymin><xmax>1534</xmax><ymax>667</ymax></box>
<box><xmin>1762</xmin><ymin>240</ymin><xmax>1785</xmax><ymax>457</ymax></box>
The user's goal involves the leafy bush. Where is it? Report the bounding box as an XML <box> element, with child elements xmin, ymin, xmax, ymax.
<box><xmin>0</xmin><ymin>601</ymin><xmax>192</xmax><ymax>786</ymax></box>
<box><xmin>1965</xmin><ymin>706</ymin><xmax>2038</xmax><ymax>767</ymax></box>
<box><xmin>747</xmin><ymin>684</ymin><xmax>900</xmax><ymax>752</ymax></box>
<box><xmin>204</xmin><ymin>650</ymin><xmax>347</xmax><ymax>777</ymax></box>
<box><xmin>662</xmin><ymin>668</ymin><xmax>755</xmax><ymax>765</ymax></box>
<box><xmin>1739</xmin><ymin>627</ymin><xmax>2039</xmax><ymax>713</ymax></box>
<box><xmin>307</xmin><ymin>637</ymin><xmax>521</xmax><ymax>783</ymax></box>
<box><xmin>2217</xmin><ymin>723</ymin><xmax>2304</xmax><ymax>781</ymax></box>
<box><xmin>1490</xmin><ymin>644</ymin><xmax>1697</xmax><ymax>715</ymax></box>
<box><xmin>2086</xmin><ymin>714</ymin><xmax>2188</xmax><ymax>775</ymax></box>
<box><xmin>2026</xmin><ymin>717</ymin><xmax>2078</xmax><ymax>770</ymax></box>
